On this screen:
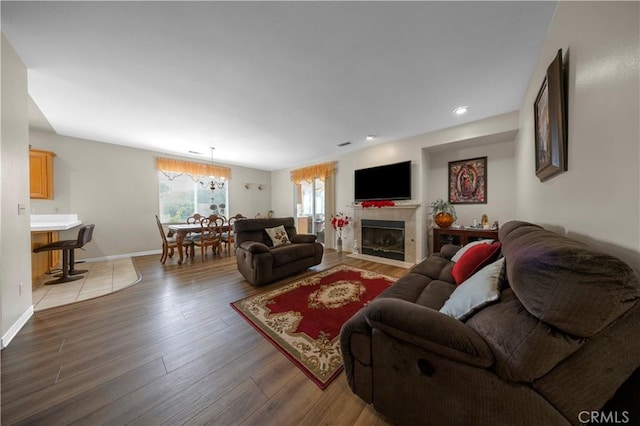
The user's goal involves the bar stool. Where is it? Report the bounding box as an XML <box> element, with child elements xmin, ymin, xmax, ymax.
<box><xmin>33</xmin><ymin>224</ymin><xmax>95</xmax><ymax>285</ymax></box>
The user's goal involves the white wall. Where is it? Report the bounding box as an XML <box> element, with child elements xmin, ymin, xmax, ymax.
<box><xmin>426</xmin><ymin>139</ymin><xmax>516</xmax><ymax>246</ymax></box>
<box><xmin>514</xmin><ymin>1</ymin><xmax>640</xmax><ymax>270</ymax></box>
<box><xmin>271</xmin><ymin>112</ymin><xmax>520</xmax><ymax>262</ymax></box>
<box><xmin>29</xmin><ymin>129</ymin><xmax>272</xmax><ymax>260</ymax></box>
<box><xmin>1</xmin><ymin>34</ymin><xmax>33</xmax><ymax>346</ymax></box>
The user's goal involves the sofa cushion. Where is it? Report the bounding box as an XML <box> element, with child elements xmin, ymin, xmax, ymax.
<box><xmin>500</xmin><ymin>221</ymin><xmax>640</xmax><ymax>337</ymax></box>
<box><xmin>265</xmin><ymin>225</ymin><xmax>291</xmax><ymax>247</ymax></box>
<box><xmin>414</xmin><ymin>280</ymin><xmax>456</xmax><ymax>310</ymax></box>
<box><xmin>271</xmin><ymin>242</ymin><xmax>317</xmax><ymax>267</ymax></box>
<box><xmin>410</xmin><ymin>255</ymin><xmax>456</xmax><ymax>284</ymax></box>
<box><xmin>466</xmin><ymin>288</ymin><xmax>584</xmax><ymax>382</ymax></box>
<box><xmin>440</xmin><ymin>258</ymin><xmax>505</xmax><ymax>321</ymax></box>
<box><xmin>451</xmin><ymin>242</ymin><xmax>501</xmax><ymax>285</ymax></box>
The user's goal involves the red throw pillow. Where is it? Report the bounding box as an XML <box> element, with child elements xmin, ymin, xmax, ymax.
<box><xmin>452</xmin><ymin>242</ymin><xmax>502</xmax><ymax>285</ymax></box>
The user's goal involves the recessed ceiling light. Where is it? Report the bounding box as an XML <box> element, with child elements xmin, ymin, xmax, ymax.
<box><xmin>366</xmin><ymin>135</ymin><xmax>376</xmax><ymax>141</ymax></box>
<box><xmin>453</xmin><ymin>106</ymin><xmax>470</xmax><ymax>116</ymax></box>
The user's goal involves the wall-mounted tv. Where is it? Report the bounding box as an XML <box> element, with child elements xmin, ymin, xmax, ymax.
<box><xmin>354</xmin><ymin>160</ymin><xmax>411</xmax><ymax>202</ymax></box>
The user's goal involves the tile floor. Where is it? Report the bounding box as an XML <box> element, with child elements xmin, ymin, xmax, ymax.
<box><xmin>32</xmin><ymin>258</ymin><xmax>140</xmax><ymax>311</ymax></box>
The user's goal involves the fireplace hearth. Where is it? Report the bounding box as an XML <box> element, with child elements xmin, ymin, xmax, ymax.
<box><xmin>361</xmin><ymin>219</ymin><xmax>405</xmax><ymax>261</ymax></box>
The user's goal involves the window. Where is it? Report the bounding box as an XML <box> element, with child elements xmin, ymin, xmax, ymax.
<box><xmin>158</xmin><ymin>172</ymin><xmax>228</xmax><ymax>223</ymax></box>
<box><xmin>156</xmin><ymin>156</ymin><xmax>231</xmax><ymax>223</ymax></box>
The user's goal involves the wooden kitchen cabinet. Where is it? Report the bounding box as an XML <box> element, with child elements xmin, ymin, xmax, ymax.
<box><xmin>29</xmin><ymin>149</ymin><xmax>55</xmax><ymax>199</ymax></box>
<box><xmin>432</xmin><ymin>227</ymin><xmax>499</xmax><ymax>253</ymax></box>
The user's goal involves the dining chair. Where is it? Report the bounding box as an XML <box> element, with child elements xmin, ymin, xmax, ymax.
<box><xmin>192</xmin><ymin>216</ymin><xmax>223</xmax><ymax>262</ymax></box>
<box><xmin>155</xmin><ymin>215</ymin><xmax>192</xmax><ymax>264</ymax></box>
<box><xmin>206</xmin><ymin>213</ymin><xmax>226</xmax><ymax>223</ymax></box>
<box><xmin>186</xmin><ymin>213</ymin><xmax>203</xmax><ymax>224</ymax></box>
<box><xmin>222</xmin><ymin>213</ymin><xmax>247</xmax><ymax>256</ymax></box>
<box><xmin>195</xmin><ymin>214</ymin><xmax>224</xmax><ymax>241</ymax></box>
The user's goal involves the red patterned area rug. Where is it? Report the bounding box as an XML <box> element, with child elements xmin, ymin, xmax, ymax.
<box><xmin>231</xmin><ymin>264</ymin><xmax>396</xmax><ymax>389</ymax></box>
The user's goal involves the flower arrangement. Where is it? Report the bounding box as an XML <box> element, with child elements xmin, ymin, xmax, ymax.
<box><xmin>330</xmin><ymin>212</ymin><xmax>350</xmax><ymax>239</ymax></box>
<box><xmin>361</xmin><ymin>200</ymin><xmax>395</xmax><ymax>208</ymax></box>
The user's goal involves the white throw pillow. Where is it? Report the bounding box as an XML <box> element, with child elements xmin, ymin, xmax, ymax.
<box><xmin>265</xmin><ymin>225</ymin><xmax>291</xmax><ymax>247</ymax></box>
<box><xmin>439</xmin><ymin>258</ymin><xmax>505</xmax><ymax>321</ymax></box>
<box><xmin>450</xmin><ymin>238</ymin><xmax>494</xmax><ymax>262</ymax></box>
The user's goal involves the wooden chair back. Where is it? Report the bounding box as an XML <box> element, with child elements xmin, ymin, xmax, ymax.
<box><xmin>155</xmin><ymin>215</ymin><xmax>169</xmax><ymax>243</ymax></box>
<box><xmin>186</xmin><ymin>213</ymin><xmax>203</xmax><ymax>225</ymax></box>
<box><xmin>193</xmin><ymin>215</ymin><xmax>224</xmax><ymax>261</ymax></box>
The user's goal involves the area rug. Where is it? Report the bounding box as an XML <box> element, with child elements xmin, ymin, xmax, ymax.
<box><xmin>231</xmin><ymin>264</ymin><xmax>396</xmax><ymax>389</ymax></box>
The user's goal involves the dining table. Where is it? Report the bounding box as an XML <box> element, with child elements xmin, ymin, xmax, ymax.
<box><xmin>168</xmin><ymin>223</ymin><xmax>229</xmax><ymax>264</ymax></box>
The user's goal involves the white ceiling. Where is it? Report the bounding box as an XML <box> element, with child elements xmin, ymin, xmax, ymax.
<box><xmin>2</xmin><ymin>1</ymin><xmax>557</xmax><ymax>171</ymax></box>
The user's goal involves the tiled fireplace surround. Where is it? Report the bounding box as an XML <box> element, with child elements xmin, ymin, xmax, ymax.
<box><xmin>350</xmin><ymin>203</ymin><xmax>420</xmax><ymax>268</ymax></box>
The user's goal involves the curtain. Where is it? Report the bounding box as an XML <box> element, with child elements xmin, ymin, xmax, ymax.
<box><xmin>290</xmin><ymin>161</ymin><xmax>336</xmax><ymax>184</ymax></box>
<box><xmin>324</xmin><ymin>175</ymin><xmax>336</xmax><ymax>247</ymax></box>
<box><xmin>156</xmin><ymin>157</ymin><xmax>231</xmax><ymax>180</ymax></box>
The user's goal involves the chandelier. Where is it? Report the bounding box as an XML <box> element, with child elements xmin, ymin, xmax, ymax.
<box><xmin>200</xmin><ymin>147</ymin><xmax>225</xmax><ymax>192</ymax></box>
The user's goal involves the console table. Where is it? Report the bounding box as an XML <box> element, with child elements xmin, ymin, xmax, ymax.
<box><xmin>432</xmin><ymin>227</ymin><xmax>499</xmax><ymax>253</ymax></box>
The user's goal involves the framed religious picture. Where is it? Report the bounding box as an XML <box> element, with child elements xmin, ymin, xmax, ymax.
<box><xmin>534</xmin><ymin>49</ymin><xmax>567</xmax><ymax>182</ymax></box>
<box><xmin>448</xmin><ymin>156</ymin><xmax>487</xmax><ymax>204</ymax></box>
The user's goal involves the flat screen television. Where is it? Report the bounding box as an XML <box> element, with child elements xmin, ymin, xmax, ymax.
<box><xmin>354</xmin><ymin>160</ymin><xmax>411</xmax><ymax>202</ymax></box>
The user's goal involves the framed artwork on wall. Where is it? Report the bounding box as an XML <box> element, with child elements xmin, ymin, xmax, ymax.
<box><xmin>534</xmin><ymin>48</ymin><xmax>568</xmax><ymax>182</ymax></box>
<box><xmin>448</xmin><ymin>156</ymin><xmax>487</xmax><ymax>204</ymax></box>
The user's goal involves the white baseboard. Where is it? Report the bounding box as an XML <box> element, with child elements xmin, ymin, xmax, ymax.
<box><xmin>2</xmin><ymin>305</ymin><xmax>34</xmax><ymax>348</ymax></box>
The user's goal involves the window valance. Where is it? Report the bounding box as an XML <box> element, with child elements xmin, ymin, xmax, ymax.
<box><xmin>156</xmin><ymin>157</ymin><xmax>231</xmax><ymax>180</ymax></box>
<box><xmin>290</xmin><ymin>161</ymin><xmax>336</xmax><ymax>184</ymax></box>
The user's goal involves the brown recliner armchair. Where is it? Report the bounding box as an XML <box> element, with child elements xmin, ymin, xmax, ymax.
<box><xmin>340</xmin><ymin>221</ymin><xmax>640</xmax><ymax>425</ymax></box>
<box><xmin>234</xmin><ymin>217</ymin><xmax>323</xmax><ymax>286</ymax></box>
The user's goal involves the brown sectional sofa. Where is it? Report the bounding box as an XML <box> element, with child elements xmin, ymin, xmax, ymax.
<box><xmin>339</xmin><ymin>220</ymin><xmax>640</xmax><ymax>425</ymax></box>
<box><xmin>234</xmin><ymin>217</ymin><xmax>323</xmax><ymax>286</ymax></box>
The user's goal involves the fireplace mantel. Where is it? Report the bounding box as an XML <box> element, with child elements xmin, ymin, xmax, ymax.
<box><xmin>353</xmin><ymin>203</ymin><xmax>421</xmax><ymax>210</ymax></box>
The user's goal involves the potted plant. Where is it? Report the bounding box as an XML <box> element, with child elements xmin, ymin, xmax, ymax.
<box><xmin>429</xmin><ymin>199</ymin><xmax>457</xmax><ymax>228</ymax></box>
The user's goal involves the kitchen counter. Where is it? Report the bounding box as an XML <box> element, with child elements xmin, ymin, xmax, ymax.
<box><xmin>30</xmin><ymin>214</ymin><xmax>83</xmax><ymax>283</ymax></box>
<box><xmin>30</xmin><ymin>214</ymin><xmax>82</xmax><ymax>231</ymax></box>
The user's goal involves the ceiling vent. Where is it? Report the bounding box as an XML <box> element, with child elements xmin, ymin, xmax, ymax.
<box><xmin>337</xmin><ymin>141</ymin><xmax>352</xmax><ymax>147</ymax></box>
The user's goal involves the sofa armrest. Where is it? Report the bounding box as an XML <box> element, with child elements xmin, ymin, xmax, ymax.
<box><xmin>365</xmin><ymin>298</ymin><xmax>494</xmax><ymax>368</ymax></box>
<box><xmin>238</xmin><ymin>241</ymin><xmax>270</xmax><ymax>254</ymax></box>
<box><xmin>291</xmin><ymin>234</ymin><xmax>317</xmax><ymax>244</ymax></box>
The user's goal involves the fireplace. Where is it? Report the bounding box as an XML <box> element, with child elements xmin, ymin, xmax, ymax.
<box><xmin>351</xmin><ymin>202</ymin><xmax>419</xmax><ymax>268</ymax></box>
<box><xmin>361</xmin><ymin>219</ymin><xmax>405</xmax><ymax>261</ymax></box>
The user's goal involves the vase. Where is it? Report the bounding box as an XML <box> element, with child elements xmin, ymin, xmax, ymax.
<box><xmin>434</xmin><ymin>212</ymin><xmax>454</xmax><ymax>228</ymax></box>
<box><xmin>336</xmin><ymin>237</ymin><xmax>343</xmax><ymax>253</ymax></box>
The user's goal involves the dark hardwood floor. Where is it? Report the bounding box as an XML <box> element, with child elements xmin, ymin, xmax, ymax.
<box><xmin>2</xmin><ymin>250</ymin><xmax>407</xmax><ymax>425</ymax></box>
